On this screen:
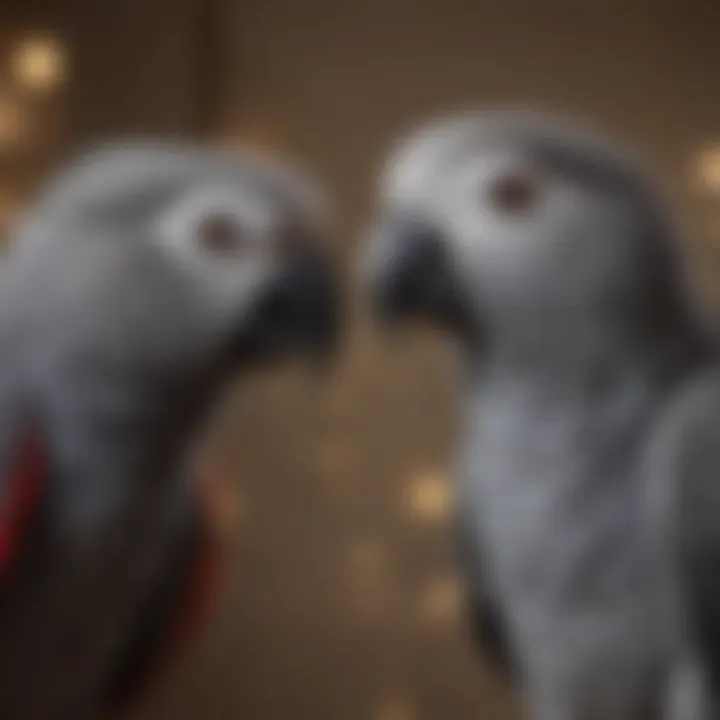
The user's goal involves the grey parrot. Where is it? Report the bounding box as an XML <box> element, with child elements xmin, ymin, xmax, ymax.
<box><xmin>0</xmin><ymin>141</ymin><xmax>338</xmax><ymax>719</ymax></box>
<box><xmin>364</xmin><ymin>109</ymin><xmax>720</xmax><ymax>719</ymax></box>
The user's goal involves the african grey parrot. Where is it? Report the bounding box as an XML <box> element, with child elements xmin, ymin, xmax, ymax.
<box><xmin>363</xmin><ymin>109</ymin><xmax>720</xmax><ymax>719</ymax></box>
<box><xmin>0</xmin><ymin>141</ymin><xmax>338</xmax><ymax>719</ymax></box>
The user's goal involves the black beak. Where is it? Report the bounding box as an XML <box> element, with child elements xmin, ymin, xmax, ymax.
<box><xmin>367</xmin><ymin>216</ymin><xmax>475</xmax><ymax>338</ymax></box>
<box><xmin>234</xmin><ymin>247</ymin><xmax>340</xmax><ymax>369</ymax></box>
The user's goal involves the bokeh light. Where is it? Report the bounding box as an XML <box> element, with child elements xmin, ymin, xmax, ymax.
<box><xmin>374</xmin><ymin>694</ymin><xmax>416</xmax><ymax>720</ymax></box>
<box><xmin>349</xmin><ymin>536</ymin><xmax>390</xmax><ymax>579</ymax></box>
<box><xmin>404</xmin><ymin>468</ymin><xmax>450</xmax><ymax>523</ymax></box>
<box><xmin>696</xmin><ymin>144</ymin><xmax>720</xmax><ymax>194</ymax></box>
<box><xmin>11</xmin><ymin>35</ymin><xmax>67</xmax><ymax>92</ymax></box>
<box><xmin>417</xmin><ymin>575</ymin><xmax>461</xmax><ymax>628</ymax></box>
<box><xmin>344</xmin><ymin>536</ymin><xmax>394</xmax><ymax>620</ymax></box>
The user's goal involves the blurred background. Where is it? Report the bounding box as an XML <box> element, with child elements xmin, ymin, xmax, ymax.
<box><xmin>1</xmin><ymin>0</ymin><xmax>720</xmax><ymax>718</ymax></box>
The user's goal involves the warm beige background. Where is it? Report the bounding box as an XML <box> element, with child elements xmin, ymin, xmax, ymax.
<box><xmin>1</xmin><ymin>1</ymin><xmax>720</xmax><ymax>718</ymax></box>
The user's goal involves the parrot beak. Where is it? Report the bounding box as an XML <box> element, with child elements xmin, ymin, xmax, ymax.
<box><xmin>233</xmin><ymin>246</ymin><xmax>340</xmax><ymax>370</ymax></box>
<box><xmin>364</xmin><ymin>214</ymin><xmax>476</xmax><ymax>339</ymax></box>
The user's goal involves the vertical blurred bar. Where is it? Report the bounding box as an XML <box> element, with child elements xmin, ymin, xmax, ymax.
<box><xmin>192</xmin><ymin>0</ymin><xmax>223</xmax><ymax>138</ymax></box>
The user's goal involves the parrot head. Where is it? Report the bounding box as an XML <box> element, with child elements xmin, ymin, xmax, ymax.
<box><xmin>11</xmin><ymin>142</ymin><xmax>340</xmax><ymax>382</ymax></box>
<box><xmin>363</xmin><ymin>110</ymin><xmax>689</xmax><ymax>354</ymax></box>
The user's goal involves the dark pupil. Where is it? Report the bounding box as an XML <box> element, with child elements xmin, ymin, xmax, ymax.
<box><xmin>198</xmin><ymin>214</ymin><xmax>241</xmax><ymax>252</ymax></box>
<box><xmin>490</xmin><ymin>173</ymin><xmax>537</xmax><ymax>212</ymax></box>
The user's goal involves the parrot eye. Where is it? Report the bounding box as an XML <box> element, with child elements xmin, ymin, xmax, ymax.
<box><xmin>487</xmin><ymin>170</ymin><xmax>541</xmax><ymax>214</ymax></box>
<box><xmin>196</xmin><ymin>212</ymin><xmax>246</xmax><ymax>254</ymax></box>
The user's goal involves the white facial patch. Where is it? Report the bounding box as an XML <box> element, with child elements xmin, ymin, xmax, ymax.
<box><xmin>156</xmin><ymin>184</ymin><xmax>276</xmax><ymax>254</ymax></box>
<box><xmin>379</xmin><ymin>117</ymin><xmax>477</xmax><ymax>208</ymax></box>
<box><xmin>153</xmin><ymin>184</ymin><xmax>279</xmax><ymax>322</ymax></box>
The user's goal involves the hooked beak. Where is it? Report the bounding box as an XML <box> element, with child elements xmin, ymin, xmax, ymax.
<box><xmin>365</xmin><ymin>214</ymin><xmax>476</xmax><ymax>339</ymax></box>
<box><xmin>233</xmin><ymin>247</ymin><xmax>340</xmax><ymax>370</ymax></box>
